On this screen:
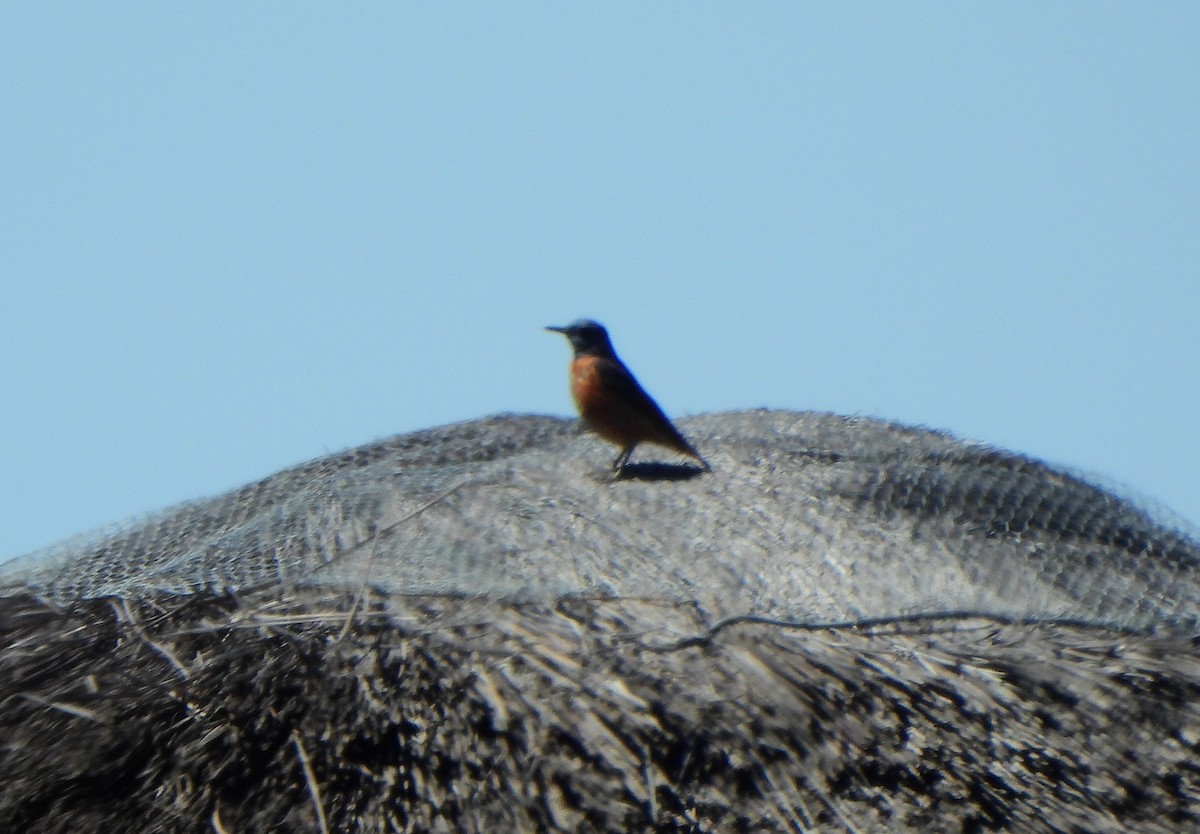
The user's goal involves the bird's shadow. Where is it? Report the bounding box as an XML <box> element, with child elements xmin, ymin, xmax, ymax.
<box><xmin>613</xmin><ymin>462</ymin><xmax>708</xmax><ymax>482</ymax></box>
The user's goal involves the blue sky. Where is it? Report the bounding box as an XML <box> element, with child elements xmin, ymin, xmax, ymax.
<box><xmin>2</xmin><ymin>5</ymin><xmax>1197</xmax><ymax>561</ymax></box>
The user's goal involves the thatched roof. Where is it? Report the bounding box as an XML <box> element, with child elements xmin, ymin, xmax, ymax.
<box><xmin>2</xmin><ymin>411</ymin><xmax>1199</xmax><ymax>832</ymax></box>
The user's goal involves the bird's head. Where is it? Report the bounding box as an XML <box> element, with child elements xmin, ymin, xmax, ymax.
<box><xmin>545</xmin><ymin>319</ymin><xmax>616</xmax><ymax>358</ymax></box>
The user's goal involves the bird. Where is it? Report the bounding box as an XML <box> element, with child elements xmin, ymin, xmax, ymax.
<box><xmin>546</xmin><ymin>319</ymin><xmax>710</xmax><ymax>475</ymax></box>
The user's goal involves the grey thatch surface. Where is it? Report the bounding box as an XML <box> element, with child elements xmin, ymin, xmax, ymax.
<box><xmin>2</xmin><ymin>410</ymin><xmax>1200</xmax><ymax>832</ymax></box>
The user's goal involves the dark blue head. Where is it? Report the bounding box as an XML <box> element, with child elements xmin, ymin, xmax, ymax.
<box><xmin>545</xmin><ymin>319</ymin><xmax>617</xmax><ymax>358</ymax></box>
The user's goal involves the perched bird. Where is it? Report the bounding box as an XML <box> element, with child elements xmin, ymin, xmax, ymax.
<box><xmin>546</xmin><ymin>319</ymin><xmax>710</xmax><ymax>474</ymax></box>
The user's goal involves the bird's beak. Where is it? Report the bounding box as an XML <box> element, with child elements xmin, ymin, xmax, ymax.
<box><xmin>545</xmin><ymin>325</ymin><xmax>567</xmax><ymax>334</ymax></box>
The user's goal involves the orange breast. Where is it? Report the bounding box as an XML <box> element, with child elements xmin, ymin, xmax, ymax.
<box><xmin>569</xmin><ymin>356</ymin><xmax>639</xmax><ymax>446</ymax></box>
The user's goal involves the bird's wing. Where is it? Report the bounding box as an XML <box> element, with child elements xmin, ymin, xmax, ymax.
<box><xmin>595</xmin><ymin>359</ymin><xmax>698</xmax><ymax>453</ymax></box>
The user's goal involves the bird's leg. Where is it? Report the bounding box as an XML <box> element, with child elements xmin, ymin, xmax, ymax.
<box><xmin>612</xmin><ymin>447</ymin><xmax>627</xmax><ymax>472</ymax></box>
<box><xmin>612</xmin><ymin>444</ymin><xmax>635</xmax><ymax>473</ymax></box>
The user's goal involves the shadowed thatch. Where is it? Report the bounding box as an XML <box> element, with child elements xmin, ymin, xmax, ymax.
<box><xmin>2</xmin><ymin>410</ymin><xmax>1200</xmax><ymax>832</ymax></box>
